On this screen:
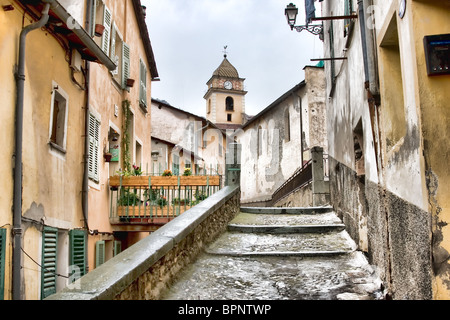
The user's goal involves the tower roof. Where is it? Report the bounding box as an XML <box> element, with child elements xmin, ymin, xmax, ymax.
<box><xmin>212</xmin><ymin>56</ymin><xmax>239</xmax><ymax>78</ymax></box>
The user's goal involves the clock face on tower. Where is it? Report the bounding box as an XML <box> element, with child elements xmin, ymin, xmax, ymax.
<box><xmin>224</xmin><ymin>81</ymin><xmax>233</xmax><ymax>90</ymax></box>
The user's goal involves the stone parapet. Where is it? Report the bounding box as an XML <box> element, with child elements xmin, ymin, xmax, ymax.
<box><xmin>46</xmin><ymin>186</ymin><xmax>240</xmax><ymax>300</ymax></box>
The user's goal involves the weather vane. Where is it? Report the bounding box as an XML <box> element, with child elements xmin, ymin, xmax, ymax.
<box><xmin>223</xmin><ymin>45</ymin><xmax>228</xmax><ymax>58</ymax></box>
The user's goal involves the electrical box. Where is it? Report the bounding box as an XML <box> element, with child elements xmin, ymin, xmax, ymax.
<box><xmin>424</xmin><ymin>34</ymin><xmax>450</xmax><ymax>76</ymax></box>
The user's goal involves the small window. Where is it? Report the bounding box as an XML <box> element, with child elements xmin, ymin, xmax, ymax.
<box><xmin>139</xmin><ymin>59</ymin><xmax>148</xmax><ymax>108</ymax></box>
<box><xmin>284</xmin><ymin>109</ymin><xmax>291</xmax><ymax>142</ymax></box>
<box><xmin>49</xmin><ymin>85</ymin><xmax>68</xmax><ymax>152</ymax></box>
<box><xmin>257</xmin><ymin>126</ymin><xmax>263</xmax><ymax>157</ymax></box>
<box><xmin>172</xmin><ymin>154</ymin><xmax>180</xmax><ymax>176</ymax></box>
<box><xmin>227</xmin><ymin>114</ymin><xmax>232</xmax><ymax>122</ymax></box>
<box><xmin>226</xmin><ymin>97</ymin><xmax>234</xmax><ymax>111</ymax></box>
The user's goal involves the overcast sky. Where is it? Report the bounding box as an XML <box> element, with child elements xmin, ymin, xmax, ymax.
<box><xmin>142</xmin><ymin>0</ymin><xmax>324</xmax><ymax>117</ymax></box>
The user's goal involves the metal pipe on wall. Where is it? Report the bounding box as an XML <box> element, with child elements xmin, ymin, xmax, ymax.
<box><xmin>13</xmin><ymin>2</ymin><xmax>51</xmax><ymax>300</ymax></box>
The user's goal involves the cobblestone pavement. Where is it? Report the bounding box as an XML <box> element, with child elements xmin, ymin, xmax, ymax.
<box><xmin>160</xmin><ymin>207</ymin><xmax>385</xmax><ymax>300</ymax></box>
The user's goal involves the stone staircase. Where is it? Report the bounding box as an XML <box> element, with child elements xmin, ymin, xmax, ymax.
<box><xmin>161</xmin><ymin>206</ymin><xmax>384</xmax><ymax>300</ymax></box>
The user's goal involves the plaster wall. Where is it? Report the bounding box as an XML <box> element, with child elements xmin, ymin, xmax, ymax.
<box><xmin>0</xmin><ymin>0</ymin><xmax>88</xmax><ymax>299</ymax></box>
<box><xmin>88</xmin><ymin>0</ymin><xmax>154</xmax><ymax>271</ymax></box>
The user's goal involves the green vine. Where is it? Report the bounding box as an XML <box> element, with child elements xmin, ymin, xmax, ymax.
<box><xmin>122</xmin><ymin>99</ymin><xmax>132</xmax><ymax>174</ymax></box>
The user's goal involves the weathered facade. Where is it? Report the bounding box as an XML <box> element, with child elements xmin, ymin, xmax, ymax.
<box><xmin>0</xmin><ymin>0</ymin><xmax>158</xmax><ymax>300</ymax></box>
<box><xmin>237</xmin><ymin>66</ymin><xmax>327</xmax><ymax>205</ymax></box>
<box><xmin>321</xmin><ymin>0</ymin><xmax>450</xmax><ymax>299</ymax></box>
<box><xmin>86</xmin><ymin>0</ymin><xmax>158</xmax><ymax>274</ymax></box>
<box><xmin>0</xmin><ymin>0</ymin><xmax>117</xmax><ymax>299</ymax></box>
<box><xmin>151</xmin><ymin>98</ymin><xmax>227</xmax><ymax>178</ymax></box>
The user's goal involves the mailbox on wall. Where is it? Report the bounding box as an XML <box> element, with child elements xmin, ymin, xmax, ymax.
<box><xmin>424</xmin><ymin>33</ymin><xmax>450</xmax><ymax>76</ymax></box>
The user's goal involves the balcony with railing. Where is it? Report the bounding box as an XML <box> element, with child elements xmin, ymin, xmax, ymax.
<box><xmin>109</xmin><ymin>172</ymin><xmax>222</xmax><ymax>228</ymax></box>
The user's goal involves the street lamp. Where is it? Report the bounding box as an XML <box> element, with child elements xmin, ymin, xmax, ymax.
<box><xmin>284</xmin><ymin>3</ymin><xmax>323</xmax><ymax>40</ymax></box>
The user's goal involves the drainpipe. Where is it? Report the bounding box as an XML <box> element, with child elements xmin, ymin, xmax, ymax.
<box><xmin>13</xmin><ymin>2</ymin><xmax>51</xmax><ymax>300</ymax></box>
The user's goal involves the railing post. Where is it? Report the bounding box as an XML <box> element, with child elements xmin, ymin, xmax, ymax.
<box><xmin>225</xmin><ymin>142</ymin><xmax>241</xmax><ymax>187</ymax></box>
<box><xmin>311</xmin><ymin>146</ymin><xmax>329</xmax><ymax>206</ymax></box>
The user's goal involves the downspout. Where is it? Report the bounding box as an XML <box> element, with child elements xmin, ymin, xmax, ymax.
<box><xmin>13</xmin><ymin>2</ymin><xmax>51</xmax><ymax>300</ymax></box>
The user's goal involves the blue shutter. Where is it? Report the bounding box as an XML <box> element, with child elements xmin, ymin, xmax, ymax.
<box><xmin>41</xmin><ymin>227</ymin><xmax>58</xmax><ymax>299</ymax></box>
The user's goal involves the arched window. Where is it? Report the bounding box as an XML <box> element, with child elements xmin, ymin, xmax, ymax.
<box><xmin>226</xmin><ymin>97</ymin><xmax>234</xmax><ymax>111</ymax></box>
<box><xmin>284</xmin><ymin>109</ymin><xmax>291</xmax><ymax>142</ymax></box>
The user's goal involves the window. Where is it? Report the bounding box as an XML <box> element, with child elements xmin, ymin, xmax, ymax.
<box><xmin>110</xmin><ymin>22</ymin><xmax>130</xmax><ymax>90</ymax></box>
<box><xmin>284</xmin><ymin>109</ymin><xmax>291</xmax><ymax>142</ymax></box>
<box><xmin>113</xmin><ymin>241</ymin><xmax>122</xmax><ymax>256</ymax></box>
<box><xmin>0</xmin><ymin>228</ymin><xmax>6</xmax><ymax>300</ymax></box>
<box><xmin>172</xmin><ymin>154</ymin><xmax>180</xmax><ymax>176</ymax></box>
<box><xmin>49</xmin><ymin>85</ymin><xmax>68</xmax><ymax>152</ymax></box>
<box><xmin>41</xmin><ymin>227</ymin><xmax>58</xmax><ymax>299</ymax></box>
<box><xmin>257</xmin><ymin>126</ymin><xmax>263</xmax><ymax>157</ymax></box>
<box><xmin>139</xmin><ymin>59</ymin><xmax>148</xmax><ymax>108</ymax></box>
<box><xmin>69</xmin><ymin>230</ymin><xmax>86</xmax><ymax>283</ymax></box>
<box><xmin>227</xmin><ymin>114</ymin><xmax>232</xmax><ymax>122</ymax></box>
<box><xmin>226</xmin><ymin>97</ymin><xmax>234</xmax><ymax>111</ymax></box>
<box><xmin>95</xmin><ymin>240</ymin><xmax>105</xmax><ymax>268</ymax></box>
<box><xmin>88</xmin><ymin>112</ymin><xmax>100</xmax><ymax>182</ymax></box>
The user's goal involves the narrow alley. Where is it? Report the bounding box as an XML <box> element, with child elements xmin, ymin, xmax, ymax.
<box><xmin>160</xmin><ymin>206</ymin><xmax>384</xmax><ymax>300</ymax></box>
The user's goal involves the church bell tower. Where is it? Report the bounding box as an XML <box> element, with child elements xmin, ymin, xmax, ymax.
<box><xmin>204</xmin><ymin>49</ymin><xmax>247</xmax><ymax>129</ymax></box>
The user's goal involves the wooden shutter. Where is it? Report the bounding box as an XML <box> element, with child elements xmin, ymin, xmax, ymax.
<box><xmin>122</xmin><ymin>42</ymin><xmax>130</xmax><ymax>89</ymax></box>
<box><xmin>41</xmin><ymin>227</ymin><xmax>58</xmax><ymax>299</ymax></box>
<box><xmin>69</xmin><ymin>230</ymin><xmax>86</xmax><ymax>282</ymax></box>
<box><xmin>139</xmin><ymin>59</ymin><xmax>147</xmax><ymax>107</ymax></box>
<box><xmin>0</xmin><ymin>228</ymin><xmax>6</xmax><ymax>300</ymax></box>
<box><xmin>113</xmin><ymin>241</ymin><xmax>122</xmax><ymax>257</ymax></box>
<box><xmin>95</xmin><ymin>240</ymin><xmax>105</xmax><ymax>268</ymax></box>
<box><xmin>88</xmin><ymin>113</ymin><xmax>100</xmax><ymax>181</ymax></box>
<box><xmin>102</xmin><ymin>6</ymin><xmax>112</xmax><ymax>55</ymax></box>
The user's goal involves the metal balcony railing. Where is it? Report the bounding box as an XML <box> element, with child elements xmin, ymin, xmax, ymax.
<box><xmin>109</xmin><ymin>175</ymin><xmax>222</xmax><ymax>225</ymax></box>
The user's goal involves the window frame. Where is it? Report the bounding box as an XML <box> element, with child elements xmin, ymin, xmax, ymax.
<box><xmin>48</xmin><ymin>81</ymin><xmax>69</xmax><ymax>153</ymax></box>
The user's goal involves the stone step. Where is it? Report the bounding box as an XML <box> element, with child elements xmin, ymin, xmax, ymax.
<box><xmin>231</xmin><ymin>211</ymin><xmax>343</xmax><ymax>227</ymax></box>
<box><xmin>240</xmin><ymin>206</ymin><xmax>334</xmax><ymax>215</ymax></box>
<box><xmin>205</xmin><ymin>230</ymin><xmax>357</xmax><ymax>257</ymax></box>
<box><xmin>227</xmin><ymin>223</ymin><xmax>346</xmax><ymax>234</ymax></box>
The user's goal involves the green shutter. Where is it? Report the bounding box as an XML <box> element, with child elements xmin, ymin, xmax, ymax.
<box><xmin>95</xmin><ymin>240</ymin><xmax>105</xmax><ymax>268</ymax></box>
<box><xmin>102</xmin><ymin>5</ymin><xmax>112</xmax><ymax>55</ymax></box>
<box><xmin>0</xmin><ymin>228</ymin><xmax>6</xmax><ymax>300</ymax></box>
<box><xmin>88</xmin><ymin>113</ymin><xmax>100</xmax><ymax>181</ymax></box>
<box><xmin>69</xmin><ymin>230</ymin><xmax>86</xmax><ymax>282</ymax></box>
<box><xmin>113</xmin><ymin>241</ymin><xmax>122</xmax><ymax>257</ymax></box>
<box><xmin>41</xmin><ymin>227</ymin><xmax>58</xmax><ymax>299</ymax></box>
<box><xmin>122</xmin><ymin>42</ymin><xmax>130</xmax><ymax>89</ymax></box>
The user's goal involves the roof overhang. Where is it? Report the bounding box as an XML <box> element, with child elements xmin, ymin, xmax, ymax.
<box><xmin>18</xmin><ymin>0</ymin><xmax>116</xmax><ymax>70</ymax></box>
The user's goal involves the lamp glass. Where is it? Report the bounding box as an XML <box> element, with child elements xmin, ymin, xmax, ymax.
<box><xmin>285</xmin><ymin>3</ymin><xmax>298</xmax><ymax>26</ymax></box>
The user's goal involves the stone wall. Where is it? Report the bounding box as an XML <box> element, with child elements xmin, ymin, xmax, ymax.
<box><xmin>273</xmin><ymin>183</ymin><xmax>313</xmax><ymax>208</ymax></box>
<box><xmin>45</xmin><ymin>186</ymin><xmax>240</xmax><ymax>300</ymax></box>
<box><xmin>329</xmin><ymin>157</ymin><xmax>432</xmax><ymax>299</ymax></box>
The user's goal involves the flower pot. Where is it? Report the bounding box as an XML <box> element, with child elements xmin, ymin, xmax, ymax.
<box><xmin>126</xmin><ymin>78</ymin><xmax>135</xmax><ymax>87</ymax></box>
<box><xmin>104</xmin><ymin>153</ymin><xmax>112</xmax><ymax>162</ymax></box>
<box><xmin>95</xmin><ymin>24</ymin><xmax>105</xmax><ymax>37</ymax></box>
